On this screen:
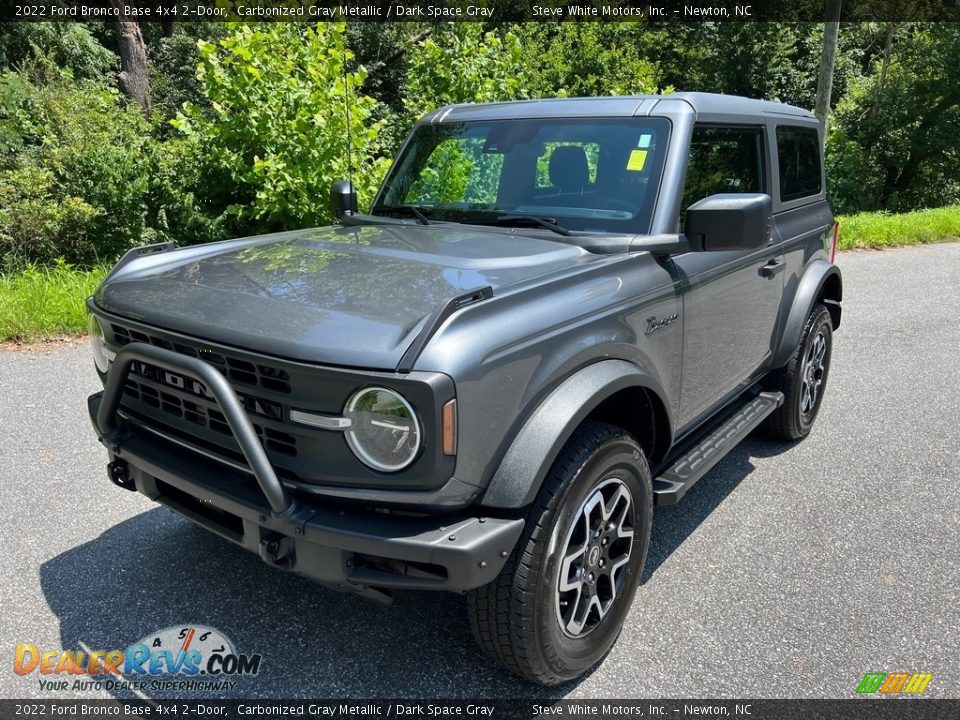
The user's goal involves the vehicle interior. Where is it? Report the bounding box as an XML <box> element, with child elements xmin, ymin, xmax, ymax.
<box><xmin>375</xmin><ymin>118</ymin><xmax>672</xmax><ymax>237</ymax></box>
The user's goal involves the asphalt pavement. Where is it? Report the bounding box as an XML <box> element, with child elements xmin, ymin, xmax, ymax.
<box><xmin>1</xmin><ymin>243</ymin><xmax>958</xmax><ymax>700</ymax></box>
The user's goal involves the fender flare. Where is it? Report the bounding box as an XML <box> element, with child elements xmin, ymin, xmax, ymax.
<box><xmin>771</xmin><ymin>260</ymin><xmax>842</xmax><ymax>368</ymax></box>
<box><xmin>480</xmin><ymin>359</ymin><xmax>673</xmax><ymax>510</ymax></box>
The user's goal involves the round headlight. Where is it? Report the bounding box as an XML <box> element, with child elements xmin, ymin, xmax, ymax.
<box><xmin>88</xmin><ymin>314</ymin><xmax>109</xmax><ymax>373</ymax></box>
<box><xmin>344</xmin><ymin>387</ymin><xmax>421</xmax><ymax>472</ymax></box>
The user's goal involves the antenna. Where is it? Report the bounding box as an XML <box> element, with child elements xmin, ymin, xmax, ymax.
<box><xmin>342</xmin><ymin>48</ymin><xmax>354</xmax><ymax>198</ymax></box>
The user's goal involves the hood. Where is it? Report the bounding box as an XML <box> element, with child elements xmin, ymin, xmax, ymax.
<box><xmin>94</xmin><ymin>224</ymin><xmax>589</xmax><ymax>369</ymax></box>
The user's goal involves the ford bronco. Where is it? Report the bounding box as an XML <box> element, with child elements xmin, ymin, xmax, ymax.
<box><xmin>87</xmin><ymin>93</ymin><xmax>842</xmax><ymax>684</ymax></box>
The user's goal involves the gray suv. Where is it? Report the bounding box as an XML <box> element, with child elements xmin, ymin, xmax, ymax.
<box><xmin>86</xmin><ymin>93</ymin><xmax>842</xmax><ymax>684</ymax></box>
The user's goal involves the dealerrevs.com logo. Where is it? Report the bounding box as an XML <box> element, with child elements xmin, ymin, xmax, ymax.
<box><xmin>13</xmin><ymin>625</ymin><xmax>262</xmax><ymax>693</ymax></box>
<box><xmin>856</xmin><ymin>672</ymin><xmax>933</xmax><ymax>695</ymax></box>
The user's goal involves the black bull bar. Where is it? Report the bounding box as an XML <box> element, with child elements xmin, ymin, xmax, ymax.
<box><xmin>96</xmin><ymin>341</ymin><xmax>295</xmax><ymax>515</ymax></box>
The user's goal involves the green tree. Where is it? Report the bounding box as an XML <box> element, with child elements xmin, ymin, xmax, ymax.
<box><xmin>149</xmin><ymin>25</ymin><xmax>230</xmax><ymax>128</ymax></box>
<box><xmin>0</xmin><ymin>23</ymin><xmax>116</xmax><ymax>82</ymax></box>
<box><xmin>174</xmin><ymin>23</ymin><xmax>390</xmax><ymax>228</ymax></box>
<box><xmin>403</xmin><ymin>24</ymin><xmax>534</xmax><ymax>118</ymax></box>
<box><xmin>827</xmin><ymin>24</ymin><xmax>960</xmax><ymax>212</ymax></box>
<box><xmin>0</xmin><ymin>69</ymin><xmax>155</xmax><ymax>267</ymax></box>
<box><xmin>518</xmin><ymin>23</ymin><xmax>659</xmax><ymax>98</ymax></box>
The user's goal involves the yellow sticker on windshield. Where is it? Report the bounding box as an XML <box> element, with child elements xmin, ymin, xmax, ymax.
<box><xmin>627</xmin><ymin>149</ymin><xmax>648</xmax><ymax>172</ymax></box>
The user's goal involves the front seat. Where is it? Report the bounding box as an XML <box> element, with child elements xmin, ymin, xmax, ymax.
<box><xmin>548</xmin><ymin>146</ymin><xmax>590</xmax><ymax>194</ymax></box>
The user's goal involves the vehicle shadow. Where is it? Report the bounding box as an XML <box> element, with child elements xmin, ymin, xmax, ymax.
<box><xmin>38</xmin><ymin>435</ymin><xmax>787</xmax><ymax>700</ymax></box>
<box><xmin>643</xmin><ymin>434</ymin><xmax>793</xmax><ymax>582</ymax></box>
<box><xmin>38</xmin><ymin>507</ymin><xmax>566</xmax><ymax>700</ymax></box>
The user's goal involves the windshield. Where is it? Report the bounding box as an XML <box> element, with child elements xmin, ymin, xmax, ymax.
<box><xmin>374</xmin><ymin>117</ymin><xmax>671</xmax><ymax>234</ymax></box>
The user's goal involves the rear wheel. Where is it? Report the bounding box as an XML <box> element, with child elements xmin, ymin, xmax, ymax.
<box><xmin>467</xmin><ymin>421</ymin><xmax>653</xmax><ymax>685</ymax></box>
<box><xmin>764</xmin><ymin>303</ymin><xmax>833</xmax><ymax>440</ymax></box>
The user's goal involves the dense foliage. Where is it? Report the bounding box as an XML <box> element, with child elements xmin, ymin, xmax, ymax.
<box><xmin>825</xmin><ymin>24</ymin><xmax>960</xmax><ymax>213</ymax></box>
<box><xmin>0</xmin><ymin>21</ymin><xmax>958</xmax><ymax>269</ymax></box>
<box><xmin>173</xmin><ymin>23</ymin><xmax>390</xmax><ymax>230</ymax></box>
<box><xmin>0</xmin><ymin>69</ymin><xmax>155</xmax><ymax>266</ymax></box>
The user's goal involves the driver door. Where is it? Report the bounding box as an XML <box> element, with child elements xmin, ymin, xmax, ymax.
<box><xmin>672</xmin><ymin>125</ymin><xmax>784</xmax><ymax>429</ymax></box>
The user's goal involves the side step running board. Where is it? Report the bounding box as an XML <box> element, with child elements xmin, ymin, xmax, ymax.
<box><xmin>653</xmin><ymin>391</ymin><xmax>784</xmax><ymax>506</ymax></box>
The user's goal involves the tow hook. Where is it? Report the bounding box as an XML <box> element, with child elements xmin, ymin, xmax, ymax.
<box><xmin>107</xmin><ymin>460</ymin><xmax>135</xmax><ymax>491</ymax></box>
<box><xmin>259</xmin><ymin>532</ymin><xmax>294</xmax><ymax>569</ymax></box>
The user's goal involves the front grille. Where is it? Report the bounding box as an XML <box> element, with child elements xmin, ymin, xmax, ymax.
<box><xmin>110</xmin><ymin>323</ymin><xmax>298</xmax><ymax>461</ymax></box>
<box><xmin>125</xmin><ymin>360</ymin><xmax>284</xmax><ymax>421</ymax></box>
<box><xmin>111</xmin><ymin>324</ymin><xmax>292</xmax><ymax>394</ymax></box>
<box><xmin>123</xmin><ymin>374</ymin><xmax>297</xmax><ymax>457</ymax></box>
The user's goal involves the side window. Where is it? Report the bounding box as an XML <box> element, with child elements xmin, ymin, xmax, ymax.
<box><xmin>776</xmin><ymin>126</ymin><xmax>822</xmax><ymax>202</ymax></box>
<box><xmin>681</xmin><ymin>126</ymin><xmax>765</xmax><ymax>220</ymax></box>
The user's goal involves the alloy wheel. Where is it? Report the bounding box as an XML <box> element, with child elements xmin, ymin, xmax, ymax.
<box><xmin>800</xmin><ymin>330</ymin><xmax>827</xmax><ymax>416</ymax></box>
<box><xmin>555</xmin><ymin>477</ymin><xmax>635</xmax><ymax>638</ymax></box>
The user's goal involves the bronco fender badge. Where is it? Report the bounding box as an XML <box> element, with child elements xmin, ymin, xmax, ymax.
<box><xmin>645</xmin><ymin>313</ymin><xmax>679</xmax><ymax>335</ymax></box>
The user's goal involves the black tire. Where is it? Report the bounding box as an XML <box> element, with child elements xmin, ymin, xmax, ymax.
<box><xmin>466</xmin><ymin>421</ymin><xmax>653</xmax><ymax>685</ymax></box>
<box><xmin>763</xmin><ymin>303</ymin><xmax>833</xmax><ymax>441</ymax></box>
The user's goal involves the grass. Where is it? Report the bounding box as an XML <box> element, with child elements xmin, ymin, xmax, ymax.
<box><xmin>0</xmin><ymin>261</ymin><xmax>107</xmax><ymax>343</ymax></box>
<box><xmin>1</xmin><ymin>204</ymin><xmax>959</xmax><ymax>344</ymax></box>
<box><xmin>837</xmin><ymin>205</ymin><xmax>960</xmax><ymax>251</ymax></box>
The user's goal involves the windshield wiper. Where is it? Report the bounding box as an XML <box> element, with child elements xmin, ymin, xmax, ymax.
<box><xmin>372</xmin><ymin>205</ymin><xmax>432</xmax><ymax>225</ymax></box>
<box><xmin>463</xmin><ymin>214</ymin><xmax>571</xmax><ymax>237</ymax></box>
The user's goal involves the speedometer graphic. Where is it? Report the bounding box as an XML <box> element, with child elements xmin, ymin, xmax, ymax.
<box><xmin>131</xmin><ymin>625</ymin><xmax>236</xmax><ymax>675</ymax></box>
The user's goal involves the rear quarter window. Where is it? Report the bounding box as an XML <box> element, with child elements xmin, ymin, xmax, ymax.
<box><xmin>776</xmin><ymin>126</ymin><xmax>822</xmax><ymax>202</ymax></box>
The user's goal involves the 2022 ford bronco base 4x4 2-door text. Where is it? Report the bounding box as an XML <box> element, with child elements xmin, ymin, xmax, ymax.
<box><xmin>87</xmin><ymin>93</ymin><xmax>842</xmax><ymax>684</ymax></box>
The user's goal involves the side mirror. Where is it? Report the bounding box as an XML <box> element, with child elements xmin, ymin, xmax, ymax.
<box><xmin>684</xmin><ymin>193</ymin><xmax>772</xmax><ymax>252</ymax></box>
<box><xmin>330</xmin><ymin>180</ymin><xmax>357</xmax><ymax>221</ymax></box>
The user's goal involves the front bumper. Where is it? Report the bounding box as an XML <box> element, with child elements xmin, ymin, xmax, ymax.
<box><xmin>88</xmin><ymin>343</ymin><xmax>523</xmax><ymax>597</ymax></box>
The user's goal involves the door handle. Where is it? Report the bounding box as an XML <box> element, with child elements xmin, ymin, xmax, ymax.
<box><xmin>760</xmin><ymin>258</ymin><xmax>785</xmax><ymax>278</ymax></box>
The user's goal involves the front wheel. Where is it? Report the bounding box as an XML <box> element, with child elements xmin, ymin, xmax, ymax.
<box><xmin>764</xmin><ymin>303</ymin><xmax>834</xmax><ymax>440</ymax></box>
<box><xmin>467</xmin><ymin>422</ymin><xmax>653</xmax><ymax>685</ymax></box>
